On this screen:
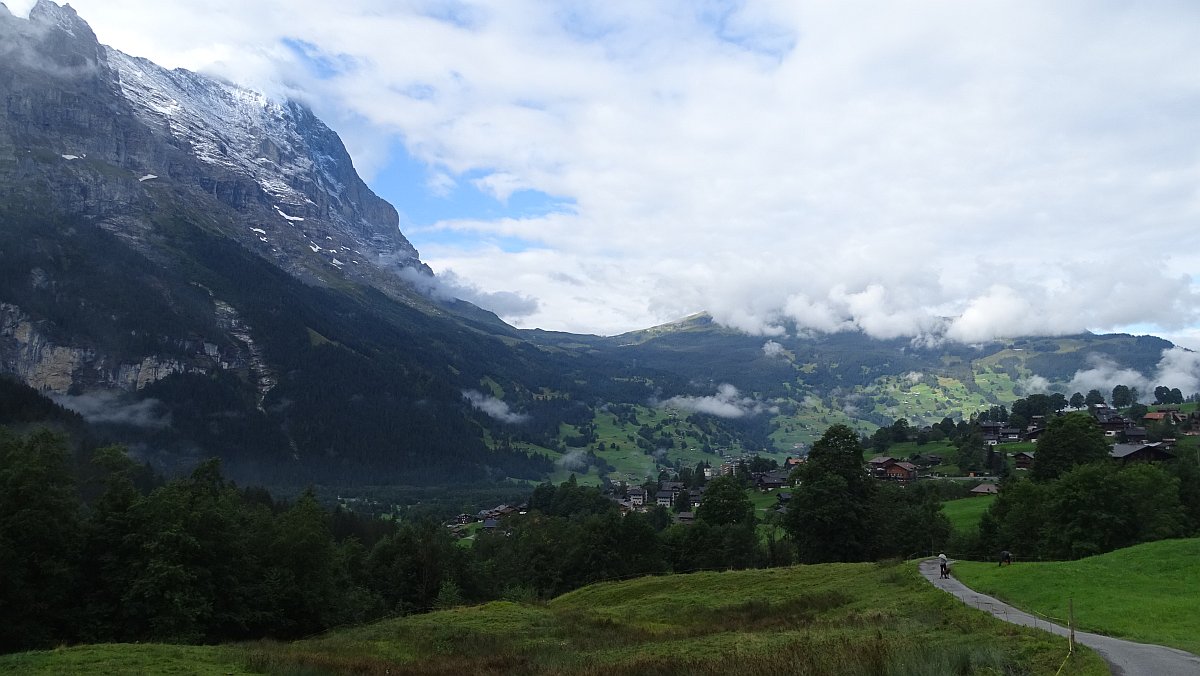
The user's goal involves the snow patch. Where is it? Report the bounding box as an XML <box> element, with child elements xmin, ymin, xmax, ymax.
<box><xmin>61</xmin><ymin>154</ymin><xmax>79</xmax><ymax>160</ymax></box>
<box><xmin>138</xmin><ymin>174</ymin><xmax>158</xmax><ymax>181</ymax></box>
<box><xmin>274</xmin><ymin>206</ymin><xmax>305</xmax><ymax>222</ymax></box>
<box><xmin>250</xmin><ymin>227</ymin><xmax>267</xmax><ymax>235</ymax></box>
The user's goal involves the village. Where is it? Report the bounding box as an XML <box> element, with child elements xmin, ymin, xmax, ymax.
<box><xmin>449</xmin><ymin>401</ymin><xmax>1199</xmax><ymax>537</ymax></box>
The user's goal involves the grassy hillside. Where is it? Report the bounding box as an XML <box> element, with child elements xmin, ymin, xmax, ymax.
<box><xmin>941</xmin><ymin>495</ymin><xmax>996</xmax><ymax>534</ymax></box>
<box><xmin>3</xmin><ymin>562</ymin><xmax>1106</xmax><ymax>675</ymax></box>
<box><xmin>953</xmin><ymin>538</ymin><xmax>1200</xmax><ymax>655</ymax></box>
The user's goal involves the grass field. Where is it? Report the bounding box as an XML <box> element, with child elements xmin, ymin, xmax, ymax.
<box><xmin>1</xmin><ymin>561</ymin><xmax>1107</xmax><ymax>675</ymax></box>
<box><xmin>953</xmin><ymin>538</ymin><xmax>1200</xmax><ymax>655</ymax></box>
<box><xmin>940</xmin><ymin>495</ymin><xmax>995</xmax><ymax>534</ymax></box>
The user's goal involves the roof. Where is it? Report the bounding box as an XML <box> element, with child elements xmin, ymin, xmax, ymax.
<box><xmin>891</xmin><ymin>462</ymin><xmax>918</xmax><ymax>471</ymax></box>
<box><xmin>1110</xmin><ymin>442</ymin><xmax>1173</xmax><ymax>459</ymax></box>
<box><xmin>1143</xmin><ymin>412</ymin><xmax>1167</xmax><ymax>421</ymax></box>
<box><xmin>971</xmin><ymin>483</ymin><xmax>999</xmax><ymax>494</ymax></box>
<box><xmin>867</xmin><ymin>456</ymin><xmax>895</xmax><ymax>465</ymax></box>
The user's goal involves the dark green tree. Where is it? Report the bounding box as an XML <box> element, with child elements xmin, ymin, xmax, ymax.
<box><xmin>1111</xmin><ymin>385</ymin><xmax>1133</xmax><ymax>408</ymax></box>
<box><xmin>1030</xmin><ymin>413</ymin><xmax>1110</xmax><ymax>482</ymax></box>
<box><xmin>695</xmin><ymin>476</ymin><xmax>753</xmax><ymax>526</ymax></box>
<box><xmin>784</xmin><ymin>425</ymin><xmax>874</xmax><ymax>563</ymax></box>
<box><xmin>0</xmin><ymin>430</ymin><xmax>81</xmax><ymax>652</ymax></box>
<box><xmin>1069</xmin><ymin>392</ymin><xmax>1085</xmax><ymax>409</ymax></box>
<box><xmin>1084</xmin><ymin>389</ymin><xmax>1105</xmax><ymax>406</ymax></box>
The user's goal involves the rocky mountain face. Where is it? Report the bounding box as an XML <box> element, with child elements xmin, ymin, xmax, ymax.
<box><xmin>0</xmin><ymin>0</ymin><xmax>431</xmax><ymax>397</ymax></box>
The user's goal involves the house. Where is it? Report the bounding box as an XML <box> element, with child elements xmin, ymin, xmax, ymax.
<box><xmin>867</xmin><ymin>456</ymin><xmax>895</xmax><ymax>477</ymax></box>
<box><xmin>688</xmin><ymin>488</ymin><xmax>705</xmax><ymax>509</ymax></box>
<box><xmin>999</xmin><ymin>427</ymin><xmax>1022</xmax><ymax>442</ymax></box>
<box><xmin>754</xmin><ymin>470</ymin><xmax>789</xmax><ymax>491</ymax></box>
<box><xmin>970</xmin><ymin>483</ymin><xmax>999</xmax><ymax>496</ymax></box>
<box><xmin>776</xmin><ymin>491</ymin><xmax>792</xmax><ymax>505</ymax></box>
<box><xmin>655</xmin><ymin>490</ymin><xmax>675</xmax><ymax>508</ymax></box>
<box><xmin>1012</xmin><ymin>451</ymin><xmax>1035</xmax><ymax>470</ymax></box>
<box><xmin>455</xmin><ymin>513</ymin><xmax>473</xmax><ymax>525</ymax></box>
<box><xmin>482</xmin><ymin>518</ymin><xmax>499</xmax><ymax>531</ymax></box>
<box><xmin>661</xmin><ymin>481</ymin><xmax>686</xmax><ymax>495</ymax></box>
<box><xmin>883</xmin><ymin>461</ymin><xmax>918</xmax><ymax>483</ymax></box>
<box><xmin>1023</xmin><ymin>428</ymin><xmax>1045</xmax><ymax>442</ymax></box>
<box><xmin>627</xmin><ymin>487</ymin><xmax>646</xmax><ymax>507</ymax></box>
<box><xmin>1110</xmin><ymin>442</ymin><xmax>1175</xmax><ymax>464</ymax></box>
<box><xmin>1122</xmin><ymin>427</ymin><xmax>1148</xmax><ymax>442</ymax></box>
<box><xmin>674</xmin><ymin>511</ymin><xmax>695</xmax><ymax>525</ymax></box>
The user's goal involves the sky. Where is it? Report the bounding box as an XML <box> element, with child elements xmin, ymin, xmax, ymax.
<box><xmin>10</xmin><ymin>0</ymin><xmax>1200</xmax><ymax>349</ymax></box>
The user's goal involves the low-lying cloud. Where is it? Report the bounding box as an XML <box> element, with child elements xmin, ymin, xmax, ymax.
<box><xmin>53</xmin><ymin>390</ymin><xmax>171</xmax><ymax>428</ymax></box>
<box><xmin>397</xmin><ymin>266</ymin><xmax>538</xmax><ymax>319</ymax></box>
<box><xmin>659</xmin><ymin>384</ymin><xmax>778</xmax><ymax>419</ymax></box>
<box><xmin>1061</xmin><ymin>348</ymin><xmax>1200</xmax><ymax>399</ymax></box>
<box><xmin>462</xmin><ymin>389</ymin><xmax>529</xmax><ymax>424</ymax></box>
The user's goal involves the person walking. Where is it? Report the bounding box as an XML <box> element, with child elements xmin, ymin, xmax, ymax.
<box><xmin>938</xmin><ymin>552</ymin><xmax>949</xmax><ymax>579</ymax></box>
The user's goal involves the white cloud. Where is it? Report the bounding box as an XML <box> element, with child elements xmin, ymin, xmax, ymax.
<box><xmin>26</xmin><ymin>0</ymin><xmax>1200</xmax><ymax>342</ymax></box>
<box><xmin>1061</xmin><ymin>348</ymin><xmax>1200</xmax><ymax>399</ymax></box>
<box><xmin>462</xmin><ymin>389</ymin><xmax>529</xmax><ymax>424</ymax></box>
<box><xmin>660</xmin><ymin>383</ymin><xmax>778</xmax><ymax>419</ymax></box>
<box><xmin>761</xmin><ymin>340</ymin><xmax>785</xmax><ymax>358</ymax></box>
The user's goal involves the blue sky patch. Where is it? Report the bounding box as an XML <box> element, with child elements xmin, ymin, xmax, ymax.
<box><xmin>370</xmin><ymin>140</ymin><xmax>575</xmax><ymax>251</ymax></box>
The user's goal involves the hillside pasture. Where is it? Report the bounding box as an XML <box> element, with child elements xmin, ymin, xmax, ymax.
<box><xmin>2</xmin><ymin>561</ymin><xmax>1108</xmax><ymax>675</ymax></box>
<box><xmin>952</xmin><ymin>538</ymin><xmax>1200</xmax><ymax>655</ymax></box>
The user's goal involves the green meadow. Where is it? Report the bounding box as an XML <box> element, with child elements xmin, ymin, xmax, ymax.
<box><xmin>953</xmin><ymin>538</ymin><xmax>1200</xmax><ymax>655</ymax></box>
<box><xmin>940</xmin><ymin>495</ymin><xmax>996</xmax><ymax>534</ymax></box>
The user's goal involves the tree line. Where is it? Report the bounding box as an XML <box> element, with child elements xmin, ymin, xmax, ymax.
<box><xmin>1</xmin><ymin>422</ymin><xmax>954</xmax><ymax>655</ymax></box>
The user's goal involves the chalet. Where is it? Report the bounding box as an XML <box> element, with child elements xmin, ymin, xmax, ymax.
<box><xmin>777</xmin><ymin>491</ymin><xmax>792</xmax><ymax>505</ymax></box>
<box><xmin>627</xmin><ymin>487</ymin><xmax>646</xmax><ymax>507</ymax></box>
<box><xmin>883</xmin><ymin>461</ymin><xmax>918</xmax><ymax>483</ymax></box>
<box><xmin>1000</xmin><ymin>427</ymin><xmax>1022</xmax><ymax>442</ymax></box>
<box><xmin>661</xmin><ymin>481</ymin><xmax>686</xmax><ymax>496</ymax></box>
<box><xmin>482</xmin><ymin>518</ymin><xmax>499</xmax><ymax>531</ymax></box>
<box><xmin>979</xmin><ymin>421</ymin><xmax>1004</xmax><ymax>445</ymax></box>
<box><xmin>655</xmin><ymin>490</ymin><xmax>675</xmax><ymax>508</ymax></box>
<box><xmin>1122</xmin><ymin>427</ymin><xmax>1148</xmax><ymax>442</ymax></box>
<box><xmin>970</xmin><ymin>483</ymin><xmax>999</xmax><ymax>496</ymax></box>
<box><xmin>674</xmin><ymin>511</ymin><xmax>695</xmax><ymax>525</ymax></box>
<box><xmin>867</xmin><ymin>456</ymin><xmax>895</xmax><ymax>478</ymax></box>
<box><xmin>754</xmin><ymin>470</ymin><xmax>790</xmax><ymax>491</ymax></box>
<box><xmin>1012</xmin><ymin>451</ymin><xmax>1035</xmax><ymax>470</ymax></box>
<box><xmin>455</xmin><ymin>513</ymin><xmax>473</xmax><ymax>525</ymax></box>
<box><xmin>1110</xmin><ymin>442</ymin><xmax>1175</xmax><ymax>464</ymax></box>
<box><xmin>1023</xmin><ymin>428</ymin><xmax>1045</xmax><ymax>442</ymax></box>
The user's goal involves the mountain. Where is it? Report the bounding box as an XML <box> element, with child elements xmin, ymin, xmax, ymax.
<box><xmin>0</xmin><ymin>2</ymin><xmax>1185</xmax><ymax>491</ymax></box>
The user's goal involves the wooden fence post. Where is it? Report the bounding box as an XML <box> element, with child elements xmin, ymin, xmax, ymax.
<box><xmin>1068</xmin><ymin>598</ymin><xmax>1075</xmax><ymax>654</ymax></box>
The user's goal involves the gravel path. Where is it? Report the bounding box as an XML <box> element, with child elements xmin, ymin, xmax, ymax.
<box><xmin>919</xmin><ymin>559</ymin><xmax>1200</xmax><ymax>676</ymax></box>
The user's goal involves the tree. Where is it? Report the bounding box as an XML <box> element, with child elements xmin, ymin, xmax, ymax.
<box><xmin>1111</xmin><ymin>385</ymin><xmax>1133</xmax><ymax>408</ymax></box>
<box><xmin>1030</xmin><ymin>413</ymin><xmax>1110</xmax><ymax>481</ymax></box>
<box><xmin>672</xmin><ymin>488</ymin><xmax>691</xmax><ymax>513</ymax></box>
<box><xmin>1084</xmin><ymin>389</ymin><xmax>1105</xmax><ymax>406</ymax></box>
<box><xmin>1069</xmin><ymin>392</ymin><xmax>1085</xmax><ymax>409</ymax></box>
<box><xmin>784</xmin><ymin>425</ymin><xmax>874</xmax><ymax>563</ymax></box>
<box><xmin>695</xmin><ymin>476</ymin><xmax>753</xmax><ymax>526</ymax></box>
<box><xmin>0</xmin><ymin>430</ymin><xmax>81</xmax><ymax>652</ymax></box>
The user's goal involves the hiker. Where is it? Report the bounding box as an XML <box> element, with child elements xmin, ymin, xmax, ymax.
<box><xmin>938</xmin><ymin>552</ymin><xmax>949</xmax><ymax>579</ymax></box>
<box><xmin>999</xmin><ymin>550</ymin><xmax>1012</xmax><ymax>567</ymax></box>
